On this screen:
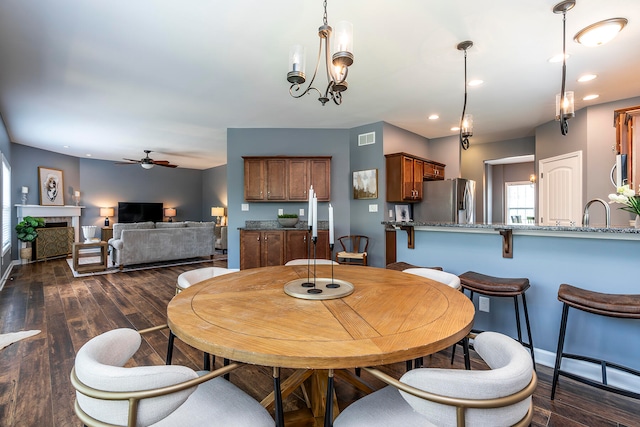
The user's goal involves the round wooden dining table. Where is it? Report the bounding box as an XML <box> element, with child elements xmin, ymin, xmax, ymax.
<box><xmin>167</xmin><ymin>264</ymin><xmax>475</xmax><ymax>424</ymax></box>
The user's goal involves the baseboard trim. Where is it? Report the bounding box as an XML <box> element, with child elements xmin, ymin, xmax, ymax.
<box><xmin>0</xmin><ymin>260</ymin><xmax>19</xmax><ymax>292</ymax></box>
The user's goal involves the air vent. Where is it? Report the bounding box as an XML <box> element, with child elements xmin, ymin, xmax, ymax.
<box><xmin>358</xmin><ymin>132</ymin><xmax>375</xmax><ymax>146</ymax></box>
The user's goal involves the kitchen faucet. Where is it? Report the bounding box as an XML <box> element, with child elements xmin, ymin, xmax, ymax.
<box><xmin>582</xmin><ymin>198</ymin><xmax>610</xmax><ymax>228</ymax></box>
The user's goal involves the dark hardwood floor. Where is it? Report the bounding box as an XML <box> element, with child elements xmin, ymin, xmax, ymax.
<box><xmin>0</xmin><ymin>258</ymin><xmax>638</xmax><ymax>426</ymax></box>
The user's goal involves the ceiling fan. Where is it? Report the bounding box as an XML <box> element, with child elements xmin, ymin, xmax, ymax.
<box><xmin>115</xmin><ymin>150</ymin><xmax>178</xmax><ymax>169</ymax></box>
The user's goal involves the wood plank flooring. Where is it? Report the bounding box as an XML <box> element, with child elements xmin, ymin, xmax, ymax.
<box><xmin>0</xmin><ymin>258</ymin><xmax>638</xmax><ymax>426</ymax></box>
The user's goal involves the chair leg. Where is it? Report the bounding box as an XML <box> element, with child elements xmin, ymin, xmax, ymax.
<box><xmin>462</xmin><ymin>337</ymin><xmax>471</xmax><ymax>370</ymax></box>
<box><xmin>551</xmin><ymin>303</ymin><xmax>570</xmax><ymax>400</ymax></box>
<box><xmin>166</xmin><ymin>331</ymin><xmax>175</xmax><ymax>365</ymax></box>
<box><xmin>324</xmin><ymin>369</ymin><xmax>335</xmax><ymax>427</ymax></box>
<box><xmin>203</xmin><ymin>353</ymin><xmax>211</xmax><ymax>371</ymax></box>
<box><xmin>273</xmin><ymin>367</ymin><xmax>284</xmax><ymax>427</ymax></box>
<box><xmin>224</xmin><ymin>358</ymin><xmax>230</xmax><ymax>380</ymax></box>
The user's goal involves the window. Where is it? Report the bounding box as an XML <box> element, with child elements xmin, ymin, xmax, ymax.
<box><xmin>2</xmin><ymin>154</ymin><xmax>10</xmax><ymax>255</ymax></box>
<box><xmin>505</xmin><ymin>181</ymin><xmax>535</xmax><ymax>224</ymax></box>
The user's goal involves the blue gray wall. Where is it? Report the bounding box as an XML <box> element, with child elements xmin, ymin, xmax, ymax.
<box><xmin>202</xmin><ymin>164</ymin><xmax>227</xmax><ymax>220</ymax></box>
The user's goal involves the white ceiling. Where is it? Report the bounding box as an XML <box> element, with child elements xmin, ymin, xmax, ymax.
<box><xmin>0</xmin><ymin>0</ymin><xmax>639</xmax><ymax>170</ymax></box>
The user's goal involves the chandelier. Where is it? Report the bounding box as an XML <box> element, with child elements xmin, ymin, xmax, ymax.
<box><xmin>553</xmin><ymin>1</ymin><xmax>576</xmax><ymax>136</ymax></box>
<box><xmin>286</xmin><ymin>0</ymin><xmax>354</xmax><ymax>106</ymax></box>
<box><xmin>457</xmin><ymin>41</ymin><xmax>474</xmax><ymax>150</ymax></box>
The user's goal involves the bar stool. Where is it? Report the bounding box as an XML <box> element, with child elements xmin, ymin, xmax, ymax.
<box><xmin>551</xmin><ymin>284</ymin><xmax>640</xmax><ymax>400</ymax></box>
<box><xmin>458</xmin><ymin>271</ymin><xmax>535</xmax><ymax>367</ymax></box>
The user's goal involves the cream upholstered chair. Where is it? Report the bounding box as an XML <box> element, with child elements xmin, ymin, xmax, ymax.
<box><xmin>285</xmin><ymin>259</ymin><xmax>339</xmax><ymax>266</ymax></box>
<box><xmin>167</xmin><ymin>267</ymin><xmax>239</xmax><ymax>367</ymax></box>
<box><xmin>333</xmin><ymin>332</ymin><xmax>537</xmax><ymax>427</ymax></box>
<box><xmin>403</xmin><ymin>268</ymin><xmax>461</xmax><ymax>290</ymax></box>
<box><xmin>335</xmin><ymin>235</ymin><xmax>369</xmax><ymax>266</ymax></box>
<box><xmin>71</xmin><ymin>328</ymin><xmax>273</xmax><ymax>427</ymax></box>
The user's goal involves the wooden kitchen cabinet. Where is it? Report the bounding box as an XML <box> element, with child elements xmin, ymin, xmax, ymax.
<box><xmin>386</xmin><ymin>152</ymin><xmax>446</xmax><ymax>202</ymax></box>
<box><xmin>423</xmin><ymin>160</ymin><xmax>446</xmax><ymax>180</ymax></box>
<box><xmin>240</xmin><ymin>230</ymin><xmax>285</xmax><ymax>269</ymax></box>
<box><xmin>244</xmin><ymin>156</ymin><xmax>331</xmax><ymax>202</ymax></box>
<box><xmin>385</xmin><ymin>153</ymin><xmax>423</xmax><ymax>202</ymax></box>
<box><xmin>285</xmin><ymin>229</ymin><xmax>330</xmax><ymax>262</ymax></box>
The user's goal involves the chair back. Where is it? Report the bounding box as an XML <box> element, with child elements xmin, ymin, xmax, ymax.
<box><xmin>177</xmin><ymin>267</ymin><xmax>239</xmax><ymax>292</ymax></box>
<box><xmin>399</xmin><ymin>331</ymin><xmax>534</xmax><ymax>426</ymax></box>
<box><xmin>74</xmin><ymin>328</ymin><xmax>198</xmax><ymax>426</ymax></box>
<box><xmin>337</xmin><ymin>235</ymin><xmax>369</xmax><ymax>254</ymax></box>
<box><xmin>285</xmin><ymin>259</ymin><xmax>339</xmax><ymax>266</ymax></box>
<box><xmin>403</xmin><ymin>268</ymin><xmax>461</xmax><ymax>290</ymax></box>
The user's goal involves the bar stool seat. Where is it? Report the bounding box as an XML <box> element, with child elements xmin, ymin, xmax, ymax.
<box><xmin>551</xmin><ymin>284</ymin><xmax>640</xmax><ymax>400</ymax></box>
<box><xmin>385</xmin><ymin>262</ymin><xmax>443</xmax><ymax>271</ymax></box>
<box><xmin>458</xmin><ymin>271</ymin><xmax>535</xmax><ymax>368</ymax></box>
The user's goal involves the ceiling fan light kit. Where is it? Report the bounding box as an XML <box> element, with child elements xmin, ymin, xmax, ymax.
<box><xmin>287</xmin><ymin>0</ymin><xmax>354</xmax><ymax>106</ymax></box>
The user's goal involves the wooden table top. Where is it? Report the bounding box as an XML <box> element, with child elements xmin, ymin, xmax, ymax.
<box><xmin>167</xmin><ymin>265</ymin><xmax>475</xmax><ymax>369</ymax></box>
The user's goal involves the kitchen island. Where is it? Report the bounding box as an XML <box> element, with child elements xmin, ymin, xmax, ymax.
<box><xmin>385</xmin><ymin>221</ymin><xmax>640</xmax><ymax>394</ymax></box>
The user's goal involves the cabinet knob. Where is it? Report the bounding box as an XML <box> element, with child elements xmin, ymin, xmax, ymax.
<box><xmin>304</xmin><ymin>236</ymin><xmax>307</xmax><ymax>242</ymax></box>
<box><xmin>257</xmin><ymin>237</ymin><xmax>260</xmax><ymax>241</ymax></box>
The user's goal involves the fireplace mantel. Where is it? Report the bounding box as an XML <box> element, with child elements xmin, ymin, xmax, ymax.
<box><xmin>16</xmin><ymin>204</ymin><xmax>85</xmax><ymax>242</ymax></box>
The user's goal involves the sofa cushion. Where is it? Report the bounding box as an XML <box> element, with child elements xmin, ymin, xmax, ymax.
<box><xmin>156</xmin><ymin>222</ymin><xmax>186</xmax><ymax>228</ymax></box>
<box><xmin>112</xmin><ymin>222</ymin><xmax>155</xmax><ymax>239</ymax></box>
<box><xmin>185</xmin><ymin>221</ymin><xmax>215</xmax><ymax>228</ymax></box>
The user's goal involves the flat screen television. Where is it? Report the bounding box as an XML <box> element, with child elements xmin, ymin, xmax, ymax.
<box><xmin>117</xmin><ymin>202</ymin><xmax>163</xmax><ymax>223</ymax></box>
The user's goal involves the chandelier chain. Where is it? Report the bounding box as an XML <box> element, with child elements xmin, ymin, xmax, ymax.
<box><xmin>323</xmin><ymin>0</ymin><xmax>328</xmax><ymax>26</ymax></box>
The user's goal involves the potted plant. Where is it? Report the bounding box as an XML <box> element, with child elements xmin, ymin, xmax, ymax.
<box><xmin>15</xmin><ymin>216</ymin><xmax>45</xmax><ymax>261</ymax></box>
<box><xmin>277</xmin><ymin>213</ymin><xmax>299</xmax><ymax>228</ymax></box>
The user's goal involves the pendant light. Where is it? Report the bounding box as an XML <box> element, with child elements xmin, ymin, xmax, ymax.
<box><xmin>457</xmin><ymin>41</ymin><xmax>473</xmax><ymax>150</ymax></box>
<box><xmin>553</xmin><ymin>1</ymin><xmax>576</xmax><ymax>136</ymax></box>
<box><xmin>287</xmin><ymin>0</ymin><xmax>354</xmax><ymax>106</ymax></box>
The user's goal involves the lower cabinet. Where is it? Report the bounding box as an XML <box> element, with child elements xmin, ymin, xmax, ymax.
<box><xmin>240</xmin><ymin>229</ymin><xmax>330</xmax><ymax>269</ymax></box>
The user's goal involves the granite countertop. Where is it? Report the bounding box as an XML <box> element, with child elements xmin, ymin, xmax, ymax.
<box><xmin>382</xmin><ymin>220</ymin><xmax>640</xmax><ymax>235</ymax></box>
<box><xmin>239</xmin><ymin>220</ymin><xmax>329</xmax><ymax>230</ymax></box>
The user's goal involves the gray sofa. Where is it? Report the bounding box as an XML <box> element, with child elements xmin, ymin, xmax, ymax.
<box><xmin>108</xmin><ymin>221</ymin><xmax>216</xmax><ymax>268</ymax></box>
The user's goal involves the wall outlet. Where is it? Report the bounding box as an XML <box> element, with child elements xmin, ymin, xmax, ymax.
<box><xmin>369</xmin><ymin>204</ymin><xmax>378</xmax><ymax>212</ymax></box>
<box><xmin>479</xmin><ymin>296</ymin><xmax>490</xmax><ymax>312</ymax></box>
<box><xmin>241</xmin><ymin>203</ymin><xmax>249</xmax><ymax>211</ymax></box>
<box><xmin>278</xmin><ymin>208</ymin><xmax>284</xmax><ymax>216</ymax></box>
<box><xmin>299</xmin><ymin>208</ymin><xmax>305</xmax><ymax>216</ymax></box>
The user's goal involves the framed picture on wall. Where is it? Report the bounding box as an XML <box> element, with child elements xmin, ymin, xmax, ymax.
<box><xmin>395</xmin><ymin>204</ymin><xmax>411</xmax><ymax>222</ymax></box>
<box><xmin>38</xmin><ymin>166</ymin><xmax>65</xmax><ymax>206</ymax></box>
<box><xmin>352</xmin><ymin>168</ymin><xmax>378</xmax><ymax>199</ymax></box>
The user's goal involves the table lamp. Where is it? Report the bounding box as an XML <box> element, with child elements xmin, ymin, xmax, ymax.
<box><xmin>211</xmin><ymin>207</ymin><xmax>225</xmax><ymax>225</ymax></box>
<box><xmin>164</xmin><ymin>208</ymin><xmax>177</xmax><ymax>222</ymax></box>
<box><xmin>100</xmin><ymin>207</ymin><xmax>114</xmax><ymax>227</ymax></box>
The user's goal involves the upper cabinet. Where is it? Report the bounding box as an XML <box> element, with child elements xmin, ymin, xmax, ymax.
<box><xmin>385</xmin><ymin>153</ymin><xmax>445</xmax><ymax>202</ymax></box>
<box><xmin>243</xmin><ymin>156</ymin><xmax>331</xmax><ymax>202</ymax></box>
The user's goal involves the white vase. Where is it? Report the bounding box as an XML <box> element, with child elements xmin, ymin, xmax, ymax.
<box><xmin>81</xmin><ymin>226</ymin><xmax>97</xmax><ymax>242</ymax></box>
<box><xmin>635</xmin><ymin>215</ymin><xmax>640</xmax><ymax>229</ymax></box>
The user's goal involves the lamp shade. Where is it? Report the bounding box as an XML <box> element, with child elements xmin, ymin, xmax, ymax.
<box><xmin>211</xmin><ymin>207</ymin><xmax>225</xmax><ymax>217</ymax></box>
<box><xmin>164</xmin><ymin>208</ymin><xmax>177</xmax><ymax>218</ymax></box>
<box><xmin>100</xmin><ymin>208</ymin><xmax>114</xmax><ymax>217</ymax></box>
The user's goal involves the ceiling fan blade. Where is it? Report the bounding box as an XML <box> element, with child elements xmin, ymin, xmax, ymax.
<box><xmin>114</xmin><ymin>161</ymin><xmax>139</xmax><ymax>165</ymax></box>
<box><xmin>122</xmin><ymin>158</ymin><xmax>141</xmax><ymax>163</ymax></box>
<box><xmin>156</xmin><ymin>163</ymin><xmax>178</xmax><ymax>168</ymax></box>
<box><xmin>152</xmin><ymin>160</ymin><xmax>171</xmax><ymax>164</ymax></box>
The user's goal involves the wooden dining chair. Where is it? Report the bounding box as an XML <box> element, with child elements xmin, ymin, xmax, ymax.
<box><xmin>335</xmin><ymin>235</ymin><xmax>369</xmax><ymax>266</ymax></box>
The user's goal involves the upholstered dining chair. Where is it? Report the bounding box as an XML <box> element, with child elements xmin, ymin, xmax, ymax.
<box><xmin>285</xmin><ymin>258</ymin><xmax>339</xmax><ymax>265</ymax></box>
<box><xmin>167</xmin><ymin>267</ymin><xmax>239</xmax><ymax>368</ymax></box>
<box><xmin>70</xmin><ymin>328</ymin><xmax>274</xmax><ymax>427</ymax></box>
<box><xmin>333</xmin><ymin>331</ymin><xmax>537</xmax><ymax>427</ymax></box>
<box><xmin>402</xmin><ymin>268</ymin><xmax>465</xmax><ymax>370</ymax></box>
<box><xmin>335</xmin><ymin>235</ymin><xmax>369</xmax><ymax>266</ymax></box>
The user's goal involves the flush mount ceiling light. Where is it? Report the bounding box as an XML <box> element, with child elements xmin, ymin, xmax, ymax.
<box><xmin>287</xmin><ymin>0</ymin><xmax>354</xmax><ymax>106</ymax></box>
<box><xmin>574</xmin><ymin>18</ymin><xmax>627</xmax><ymax>46</ymax></box>
<box><xmin>457</xmin><ymin>40</ymin><xmax>474</xmax><ymax>150</ymax></box>
<box><xmin>553</xmin><ymin>0</ymin><xmax>576</xmax><ymax>136</ymax></box>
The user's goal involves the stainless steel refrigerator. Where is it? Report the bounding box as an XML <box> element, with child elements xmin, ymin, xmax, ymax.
<box><xmin>413</xmin><ymin>178</ymin><xmax>476</xmax><ymax>223</ymax></box>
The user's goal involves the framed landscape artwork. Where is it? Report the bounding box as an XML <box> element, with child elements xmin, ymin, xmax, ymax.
<box><xmin>38</xmin><ymin>166</ymin><xmax>64</xmax><ymax>206</ymax></box>
<box><xmin>353</xmin><ymin>169</ymin><xmax>378</xmax><ymax>199</ymax></box>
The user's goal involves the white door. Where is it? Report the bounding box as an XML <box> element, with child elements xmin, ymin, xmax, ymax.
<box><xmin>539</xmin><ymin>151</ymin><xmax>583</xmax><ymax>226</ymax></box>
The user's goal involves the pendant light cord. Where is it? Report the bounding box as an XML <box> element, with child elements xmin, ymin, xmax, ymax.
<box><xmin>459</xmin><ymin>48</ymin><xmax>470</xmax><ymax>150</ymax></box>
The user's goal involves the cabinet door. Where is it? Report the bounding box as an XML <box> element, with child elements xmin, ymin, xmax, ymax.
<box><xmin>240</xmin><ymin>230</ymin><xmax>262</xmax><ymax>269</ymax></box>
<box><xmin>285</xmin><ymin>229</ymin><xmax>310</xmax><ymax>262</ymax></box>
<box><xmin>262</xmin><ymin>230</ymin><xmax>285</xmax><ymax>266</ymax></box>
<box><xmin>266</xmin><ymin>159</ymin><xmax>287</xmax><ymax>200</ymax></box>
<box><xmin>402</xmin><ymin>156</ymin><xmax>415</xmax><ymax>200</ymax></box>
<box><xmin>310</xmin><ymin>158</ymin><xmax>331</xmax><ymax>201</ymax></box>
<box><xmin>244</xmin><ymin>159</ymin><xmax>265</xmax><ymax>200</ymax></box>
<box><xmin>413</xmin><ymin>159</ymin><xmax>423</xmax><ymax>200</ymax></box>
<box><xmin>288</xmin><ymin>159</ymin><xmax>310</xmax><ymax>201</ymax></box>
